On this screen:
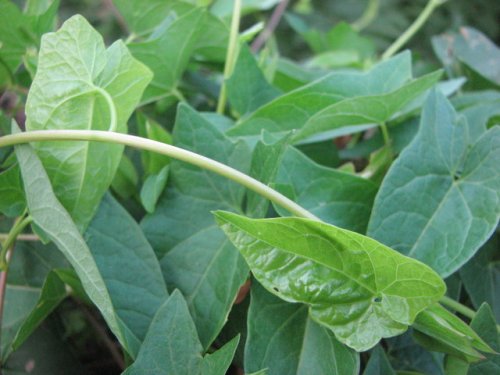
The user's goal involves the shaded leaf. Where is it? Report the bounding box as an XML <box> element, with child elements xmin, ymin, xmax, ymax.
<box><xmin>460</xmin><ymin>235</ymin><xmax>500</xmax><ymax>321</ymax></box>
<box><xmin>245</xmin><ymin>282</ymin><xmax>359</xmax><ymax>375</ymax></box>
<box><xmin>273</xmin><ymin>146</ymin><xmax>377</xmax><ymax>233</ymax></box>
<box><xmin>363</xmin><ymin>345</ymin><xmax>396</xmax><ymax>375</ymax></box>
<box><xmin>468</xmin><ymin>303</ymin><xmax>500</xmax><ymax>374</ymax></box>
<box><xmin>0</xmin><ymin>164</ymin><xmax>25</xmax><ymax>217</ymax></box>
<box><xmin>111</xmin><ymin>154</ymin><xmax>138</xmax><ymax>199</ymax></box>
<box><xmin>201</xmin><ymin>335</ymin><xmax>240</xmax><ymax>375</ymax></box>
<box><xmin>25</xmin><ymin>15</ymin><xmax>152</xmax><ymax>231</ymax></box>
<box><xmin>84</xmin><ymin>193</ymin><xmax>169</xmax><ymax>351</ymax></box>
<box><xmin>141</xmin><ymin>105</ymin><xmax>250</xmax><ymax>348</ymax></box>
<box><xmin>123</xmin><ymin>290</ymin><xmax>202</xmax><ymax>375</ymax></box>
<box><xmin>214</xmin><ymin>211</ymin><xmax>445</xmax><ymax>351</ymax></box>
<box><xmin>137</xmin><ymin>113</ymin><xmax>171</xmax><ymax>176</ymax></box>
<box><xmin>368</xmin><ymin>90</ymin><xmax>500</xmax><ymax>277</ymax></box>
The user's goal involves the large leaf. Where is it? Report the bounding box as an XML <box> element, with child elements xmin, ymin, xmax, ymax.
<box><xmin>141</xmin><ymin>105</ymin><xmax>250</xmax><ymax>348</ymax></box>
<box><xmin>362</xmin><ymin>345</ymin><xmax>396</xmax><ymax>375</ymax></box>
<box><xmin>214</xmin><ymin>211</ymin><xmax>446</xmax><ymax>351</ymax></box>
<box><xmin>245</xmin><ymin>282</ymin><xmax>359</xmax><ymax>375</ymax></box>
<box><xmin>227</xmin><ymin>52</ymin><xmax>440</xmax><ymax>142</ymax></box>
<box><xmin>368</xmin><ymin>90</ymin><xmax>500</xmax><ymax>277</ymax></box>
<box><xmin>15</xmin><ymin>139</ymin><xmax>131</xmax><ymax>357</ymax></box>
<box><xmin>273</xmin><ymin>146</ymin><xmax>377</xmax><ymax>233</ymax></box>
<box><xmin>25</xmin><ymin>15</ymin><xmax>152</xmax><ymax>231</ymax></box>
<box><xmin>84</xmin><ymin>193</ymin><xmax>169</xmax><ymax>349</ymax></box>
<box><xmin>129</xmin><ymin>4</ymin><xmax>206</xmax><ymax>104</ymax></box>
<box><xmin>123</xmin><ymin>290</ymin><xmax>238</xmax><ymax>375</ymax></box>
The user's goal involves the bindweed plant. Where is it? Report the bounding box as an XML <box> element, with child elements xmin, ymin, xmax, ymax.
<box><xmin>0</xmin><ymin>0</ymin><xmax>499</xmax><ymax>374</ymax></box>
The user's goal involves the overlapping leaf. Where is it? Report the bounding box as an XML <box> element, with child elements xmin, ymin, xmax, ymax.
<box><xmin>245</xmin><ymin>282</ymin><xmax>359</xmax><ymax>375</ymax></box>
<box><xmin>141</xmin><ymin>104</ymin><xmax>250</xmax><ymax>348</ymax></box>
<box><xmin>273</xmin><ymin>147</ymin><xmax>377</xmax><ymax>233</ymax></box>
<box><xmin>227</xmin><ymin>52</ymin><xmax>441</xmax><ymax>142</ymax></box>
<box><xmin>25</xmin><ymin>15</ymin><xmax>152</xmax><ymax>230</ymax></box>
<box><xmin>368</xmin><ymin>90</ymin><xmax>500</xmax><ymax>277</ymax></box>
<box><xmin>214</xmin><ymin>211</ymin><xmax>445</xmax><ymax>351</ymax></box>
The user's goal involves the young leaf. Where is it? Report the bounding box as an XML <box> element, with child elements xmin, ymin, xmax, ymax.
<box><xmin>25</xmin><ymin>15</ymin><xmax>152</xmax><ymax>231</ymax></box>
<box><xmin>214</xmin><ymin>211</ymin><xmax>446</xmax><ymax>351</ymax></box>
<box><xmin>110</xmin><ymin>154</ymin><xmax>139</xmax><ymax>199</ymax></box>
<box><xmin>84</xmin><ymin>193</ymin><xmax>169</xmax><ymax>349</ymax></box>
<box><xmin>226</xmin><ymin>45</ymin><xmax>281</xmax><ymax>117</ymax></box>
<box><xmin>15</xmin><ymin>139</ymin><xmax>131</xmax><ymax>357</ymax></box>
<box><xmin>368</xmin><ymin>90</ymin><xmax>500</xmax><ymax>277</ymax></box>
<box><xmin>413</xmin><ymin>304</ymin><xmax>494</xmax><ymax>362</ymax></box>
<box><xmin>201</xmin><ymin>335</ymin><xmax>240</xmax><ymax>375</ymax></box>
<box><xmin>245</xmin><ymin>282</ymin><xmax>359</xmax><ymax>375</ymax></box>
<box><xmin>273</xmin><ymin>146</ymin><xmax>377</xmax><ymax>233</ymax></box>
<box><xmin>129</xmin><ymin>5</ymin><xmax>206</xmax><ymax>104</ymax></box>
<box><xmin>140</xmin><ymin>166</ymin><xmax>169</xmax><ymax>214</ymax></box>
<box><xmin>137</xmin><ymin>113</ymin><xmax>172</xmax><ymax>176</ymax></box>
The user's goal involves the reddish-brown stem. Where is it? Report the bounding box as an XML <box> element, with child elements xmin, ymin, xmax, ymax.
<box><xmin>251</xmin><ymin>0</ymin><xmax>290</xmax><ymax>53</ymax></box>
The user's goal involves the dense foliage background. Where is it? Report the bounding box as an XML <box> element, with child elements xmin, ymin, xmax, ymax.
<box><xmin>0</xmin><ymin>0</ymin><xmax>499</xmax><ymax>374</ymax></box>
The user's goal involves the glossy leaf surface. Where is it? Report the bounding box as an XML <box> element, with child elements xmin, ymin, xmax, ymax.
<box><xmin>368</xmin><ymin>90</ymin><xmax>500</xmax><ymax>277</ymax></box>
<box><xmin>214</xmin><ymin>211</ymin><xmax>446</xmax><ymax>351</ymax></box>
<box><xmin>25</xmin><ymin>15</ymin><xmax>152</xmax><ymax>230</ymax></box>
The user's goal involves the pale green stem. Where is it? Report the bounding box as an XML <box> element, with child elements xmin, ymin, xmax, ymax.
<box><xmin>382</xmin><ymin>0</ymin><xmax>447</xmax><ymax>60</ymax></box>
<box><xmin>352</xmin><ymin>0</ymin><xmax>380</xmax><ymax>31</ymax></box>
<box><xmin>0</xmin><ymin>130</ymin><xmax>318</xmax><ymax>221</ymax></box>
<box><xmin>0</xmin><ymin>129</ymin><xmax>497</xmax><ymax>330</ymax></box>
<box><xmin>0</xmin><ymin>234</ymin><xmax>38</xmax><ymax>242</ymax></box>
<box><xmin>216</xmin><ymin>0</ymin><xmax>242</xmax><ymax>114</ymax></box>
<box><xmin>380</xmin><ymin>122</ymin><xmax>391</xmax><ymax>146</ymax></box>
<box><xmin>441</xmin><ymin>295</ymin><xmax>500</xmax><ymax>333</ymax></box>
<box><xmin>0</xmin><ymin>214</ymin><xmax>32</xmax><ymax>270</ymax></box>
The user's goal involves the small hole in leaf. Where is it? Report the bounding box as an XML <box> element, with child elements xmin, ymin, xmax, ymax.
<box><xmin>373</xmin><ymin>297</ymin><xmax>382</xmax><ymax>303</ymax></box>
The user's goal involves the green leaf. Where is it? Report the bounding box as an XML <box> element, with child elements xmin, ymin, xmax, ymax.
<box><xmin>368</xmin><ymin>90</ymin><xmax>500</xmax><ymax>277</ymax></box>
<box><xmin>214</xmin><ymin>211</ymin><xmax>446</xmax><ymax>351</ymax></box>
<box><xmin>137</xmin><ymin>113</ymin><xmax>172</xmax><ymax>176</ymax></box>
<box><xmin>413</xmin><ymin>304</ymin><xmax>493</xmax><ymax>362</ymax></box>
<box><xmin>0</xmin><ymin>164</ymin><xmax>25</xmax><ymax>217</ymax></box>
<box><xmin>141</xmin><ymin>105</ymin><xmax>250</xmax><ymax>348</ymax></box>
<box><xmin>25</xmin><ymin>15</ymin><xmax>152</xmax><ymax>231</ymax></box>
<box><xmin>0</xmin><ymin>1</ymin><xmax>32</xmax><ymax>87</ymax></box>
<box><xmin>84</xmin><ymin>193</ymin><xmax>169</xmax><ymax>352</ymax></box>
<box><xmin>363</xmin><ymin>345</ymin><xmax>396</xmax><ymax>375</ymax></box>
<box><xmin>245</xmin><ymin>282</ymin><xmax>359</xmax><ymax>375</ymax></box>
<box><xmin>273</xmin><ymin>146</ymin><xmax>377</xmax><ymax>233</ymax></box>
<box><xmin>201</xmin><ymin>335</ymin><xmax>240</xmax><ymax>375</ymax></box>
<box><xmin>226</xmin><ymin>45</ymin><xmax>281</xmax><ymax>117</ymax></box>
<box><xmin>246</xmin><ymin>132</ymin><xmax>289</xmax><ymax>218</ymax></box>
<box><xmin>124</xmin><ymin>290</ymin><xmax>238</xmax><ymax>375</ymax></box>
<box><xmin>227</xmin><ymin>52</ymin><xmax>440</xmax><ymax>142</ymax></box>
<box><xmin>111</xmin><ymin>154</ymin><xmax>138</xmax><ymax>199</ymax></box>
<box><xmin>140</xmin><ymin>166</ymin><xmax>169</xmax><ymax>213</ymax></box>
<box><xmin>433</xmin><ymin>27</ymin><xmax>500</xmax><ymax>88</ymax></box>
<box><xmin>468</xmin><ymin>303</ymin><xmax>500</xmax><ymax>374</ymax></box>
<box><xmin>211</xmin><ymin>0</ymin><xmax>281</xmax><ymax>17</ymax></box>
<box><xmin>460</xmin><ymin>235</ymin><xmax>500</xmax><ymax>321</ymax></box>
<box><xmin>10</xmin><ymin>270</ymin><xmax>67</xmax><ymax>353</ymax></box>
<box><xmin>15</xmin><ymin>139</ymin><xmax>130</xmax><ymax>357</ymax></box>
<box><xmin>129</xmin><ymin>5</ymin><xmax>206</xmax><ymax>104</ymax></box>
<box><xmin>25</xmin><ymin>0</ymin><xmax>60</xmax><ymax>41</ymax></box>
